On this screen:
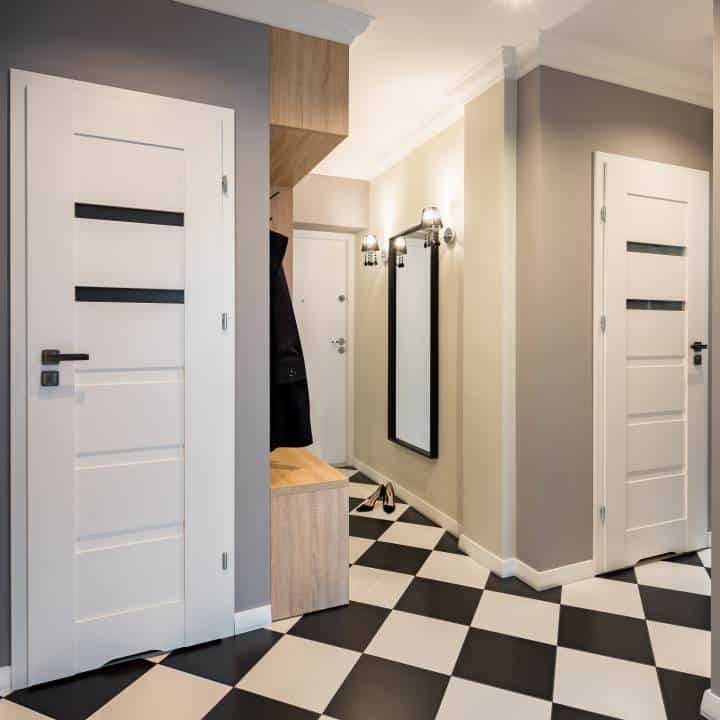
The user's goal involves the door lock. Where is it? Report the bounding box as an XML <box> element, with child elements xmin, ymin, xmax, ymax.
<box><xmin>331</xmin><ymin>338</ymin><xmax>346</xmax><ymax>346</ymax></box>
<box><xmin>691</xmin><ymin>340</ymin><xmax>708</xmax><ymax>367</ymax></box>
<box><xmin>41</xmin><ymin>349</ymin><xmax>90</xmax><ymax>365</ymax></box>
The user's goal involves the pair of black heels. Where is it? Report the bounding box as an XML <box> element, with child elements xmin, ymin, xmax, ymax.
<box><xmin>356</xmin><ymin>482</ymin><xmax>396</xmax><ymax>514</ymax></box>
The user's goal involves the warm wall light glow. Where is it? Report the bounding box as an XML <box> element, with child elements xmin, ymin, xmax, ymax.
<box><xmin>421</xmin><ymin>206</ymin><xmax>442</xmax><ymax>228</ymax></box>
<box><xmin>394</xmin><ymin>236</ymin><xmax>407</xmax><ymax>268</ymax></box>
<box><xmin>361</xmin><ymin>234</ymin><xmax>380</xmax><ymax>267</ymax></box>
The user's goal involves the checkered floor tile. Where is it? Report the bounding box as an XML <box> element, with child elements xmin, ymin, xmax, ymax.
<box><xmin>1</xmin><ymin>470</ymin><xmax>711</xmax><ymax>719</ymax></box>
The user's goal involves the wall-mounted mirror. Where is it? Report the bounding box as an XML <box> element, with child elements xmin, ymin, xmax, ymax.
<box><xmin>388</xmin><ymin>230</ymin><xmax>439</xmax><ymax>458</ymax></box>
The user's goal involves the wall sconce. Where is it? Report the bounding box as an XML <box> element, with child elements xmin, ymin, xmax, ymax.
<box><xmin>361</xmin><ymin>206</ymin><xmax>455</xmax><ymax>270</ymax></box>
<box><xmin>361</xmin><ymin>233</ymin><xmax>380</xmax><ymax>266</ymax></box>
<box><xmin>394</xmin><ymin>236</ymin><xmax>407</xmax><ymax>269</ymax></box>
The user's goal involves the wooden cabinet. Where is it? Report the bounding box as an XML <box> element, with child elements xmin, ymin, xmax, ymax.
<box><xmin>270</xmin><ymin>448</ymin><xmax>349</xmax><ymax>620</ymax></box>
<box><xmin>270</xmin><ymin>27</ymin><xmax>349</xmax><ymax>188</ymax></box>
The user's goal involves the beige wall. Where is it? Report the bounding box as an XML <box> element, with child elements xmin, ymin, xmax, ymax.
<box><xmin>462</xmin><ymin>80</ymin><xmax>516</xmax><ymax>557</ymax></box>
<box><xmin>517</xmin><ymin>67</ymin><xmax>713</xmax><ymax>571</ymax></box>
<box><xmin>294</xmin><ymin>173</ymin><xmax>370</xmax><ymax>232</ymax></box>
<box><xmin>354</xmin><ymin>120</ymin><xmax>464</xmax><ymax>519</ymax></box>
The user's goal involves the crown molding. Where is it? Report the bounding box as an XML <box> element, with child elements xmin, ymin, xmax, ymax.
<box><xmin>517</xmin><ymin>32</ymin><xmax>712</xmax><ymax>109</ymax></box>
<box><xmin>173</xmin><ymin>0</ymin><xmax>374</xmax><ymax>45</ymax></box>
<box><xmin>368</xmin><ymin>47</ymin><xmax>516</xmax><ymax>181</ymax></box>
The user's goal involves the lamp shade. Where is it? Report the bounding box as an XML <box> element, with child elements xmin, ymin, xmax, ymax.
<box><xmin>421</xmin><ymin>206</ymin><xmax>442</xmax><ymax>228</ymax></box>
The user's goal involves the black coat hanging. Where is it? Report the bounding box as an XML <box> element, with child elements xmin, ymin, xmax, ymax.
<box><xmin>269</xmin><ymin>231</ymin><xmax>313</xmax><ymax>451</ymax></box>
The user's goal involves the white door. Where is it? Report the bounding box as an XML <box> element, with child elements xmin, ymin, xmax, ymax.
<box><xmin>293</xmin><ymin>231</ymin><xmax>351</xmax><ymax>465</ymax></box>
<box><xmin>594</xmin><ymin>153</ymin><xmax>709</xmax><ymax>573</ymax></box>
<box><xmin>11</xmin><ymin>71</ymin><xmax>235</xmax><ymax>686</ymax></box>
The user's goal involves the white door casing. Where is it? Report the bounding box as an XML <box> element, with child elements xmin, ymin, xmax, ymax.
<box><xmin>10</xmin><ymin>70</ymin><xmax>235</xmax><ymax>687</ymax></box>
<box><xmin>593</xmin><ymin>153</ymin><xmax>709</xmax><ymax>573</ymax></box>
<box><xmin>293</xmin><ymin>231</ymin><xmax>352</xmax><ymax>466</ymax></box>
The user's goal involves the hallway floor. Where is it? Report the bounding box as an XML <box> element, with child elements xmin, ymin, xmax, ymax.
<box><xmin>1</xmin><ymin>470</ymin><xmax>711</xmax><ymax>720</ymax></box>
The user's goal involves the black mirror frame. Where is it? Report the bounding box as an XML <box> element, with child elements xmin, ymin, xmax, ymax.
<box><xmin>387</xmin><ymin>240</ymin><xmax>439</xmax><ymax>459</ymax></box>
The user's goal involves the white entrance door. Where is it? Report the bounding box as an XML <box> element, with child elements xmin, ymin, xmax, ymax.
<box><xmin>594</xmin><ymin>153</ymin><xmax>709</xmax><ymax>573</ymax></box>
<box><xmin>11</xmin><ymin>71</ymin><xmax>235</xmax><ymax>686</ymax></box>
<box><xmin>293</xmin><ymin>231</ymin><xmax>351</xmax><ymax>465</ymax></box>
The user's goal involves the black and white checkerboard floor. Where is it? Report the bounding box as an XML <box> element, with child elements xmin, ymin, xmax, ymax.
<box><xmin>1</xmin><ymin>469</ymin><xmax>712</xmax><ymax>719</ymax></box>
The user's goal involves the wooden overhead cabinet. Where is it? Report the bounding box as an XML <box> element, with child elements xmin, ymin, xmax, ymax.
<box><xmin>270</xmin><ymin>27</ymin><xmax>349</xmax><ymax>187</ymax></box>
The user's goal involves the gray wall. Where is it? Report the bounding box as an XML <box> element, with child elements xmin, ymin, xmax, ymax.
<box><xmin>1</xmin><ymin>0</ymin><xmax>271</xmax><ymax>666</ymax></box>
<box><xmin>517</xmin><ymin>67</ymin><xmax>713</xmax><ymax>572</ymax></box>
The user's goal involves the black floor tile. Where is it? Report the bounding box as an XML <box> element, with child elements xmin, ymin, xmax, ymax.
<box><xmin>326</xmin><ymin>655</ymin><xmax>448</xmax><ymax>720</ymax></box>
<box><xmin>657</xmin><ymin>667</ymin><xmax>709</xmax><ymax>720</ymax></box>
<box><xmin>349</xmin><ymin>515</ymin><xmax>393</xmax><ymax>540</ymax></box>
<box><xmin>485</xmin><ymin>573</ymin><xmax>562</xmax><ymax>604</ymax></box>
<box><xmin>288</xmin><ymin>602</ymin><xmax>389</xmax><ymax>652</ymax></box>
<box><xmin>162</xmin><ymin>629</ymin><xmax>281</xmax><ymax>685</ymax></box>
<box><xmin>453</xmin><ymin>628</ymin><xmax>556</xmax><ymax>701</ymax></box>
<box><xmin>666</xmin><ymin>552</ymin><xmax>704</xmax><ymax>567</ymax></box>
<box><xmin>551</xmin><ymin>704</ymin><xmax>619</xmax><ymax>719</ymax></box>
<box><xmin>354</xmin><ymin>541</ymin><xmax>431</xmax><ymax>575</ymax></box>
<box><xmin>396</xmin><ymin>577</ymin><xmax>482</xmax><ymax>625</ymax></box>
<box><xmin>349</xmin><ymin>471</ymin><xmax>378</xmax><ymax>485</ymax></box>
<box><xmin>349</xmin><ymin>496</ymin><xmax>363</xmax><ymax>512</ymax></box>
<box><xmin>434</xmin><ymin>531</ymin><xmax>463</xmax><ymax>554</ymax></box>
<box><xmin>557</xmin><ymin>606</ymin><xmax>654</xmax><ymax>665</ymax></box>
<box><xmin>640</xmin><ymin>585</ymin><xmax>711</xmax><ymax>631</ymax></box>
<box><xmin>397</xmin><ymin>507</ymin><xmax>439</xmax><ymax>527</ymax></box>
<box><xmin>8</xmin><ymin>658</ymin><xmax>153</xmax><ymax>720</ymax></box>
<box><xmin>597</xmin><ymin>567</ymin><xmax>638</xmax><ymax>584</ymax></box>
<box><xmin>204</xmin><ymin>688</ymin><xmax>317</xmax><ymax>719</ymax></box>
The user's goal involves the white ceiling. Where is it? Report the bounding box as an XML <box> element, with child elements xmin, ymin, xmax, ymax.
<box><xmin>315</xmin><ymin>0</ymin><xmax>713</xmax><ymax>180</ymax></box>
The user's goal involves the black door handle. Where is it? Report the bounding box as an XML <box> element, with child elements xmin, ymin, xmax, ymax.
<box><xmin>691</xmin><ymin>341</ymin><xmax>709</xmax><ymax>353</ymax></box>
<box><xmin>41</xmin><ymin>349</ymin><xmax>90</xmax><ymax>365</ymax></box>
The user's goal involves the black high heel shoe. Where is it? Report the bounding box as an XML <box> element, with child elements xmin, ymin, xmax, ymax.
<box><xmin>383</xmin><ymin>482</ymin><xmax>396</xmax><ymax>514</ymax></box>
<box><xmin>356</xmin><ymin>485</ymin><xmax>385</xmax><ymax>512</ymax></box>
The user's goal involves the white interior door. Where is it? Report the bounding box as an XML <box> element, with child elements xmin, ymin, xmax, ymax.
<box><xmin>293</xmin><ymin>231</ymin><xmax>351</xmax><ymax>465</ymax></box>
<box><xmin>11</xmin><ymin>70</ymin><xmax>235</xmax><ymax>686</ymax></box>
<box><xmin>594</xmin><ymin>152</ymin><xmax>709</xmax><ymax>573</ymax></box>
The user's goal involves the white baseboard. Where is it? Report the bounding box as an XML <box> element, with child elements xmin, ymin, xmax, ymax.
<box><xmin>234</xmin><ymin>605</ymin><xmax>272</xmax><ymax>635</ymax></box>
<box><xmin>513</xmin><ymin>558</ymin><xmax>595</xmax><ymax>591</ymax></box>
<box><xmin>701</xmin><ymin>689</ymin><xmax>720</xmax><ymax>719</ymax></box>
<box><xmin>352</xmin><ymin>458</ymin><xmax>460</xmax><ymax>536</ymax></box>
<box><xmin>352</xmin><ymin>458</ymin><xmax>596</xmax><ymax>591</ymax></box>
<box><xmin>707</xmin><ymin>531</ymin><xmax>712</xmax><ymax>548</ymax></box>
<box><xmin>0</xmin><ymin>666</ymin><xmax>11</xmax><ymax>695</ymax></box>
<box><xmin>458</xmin><ymin>534</ymin><xmax>515</xmax><ymax>578</ymax></box>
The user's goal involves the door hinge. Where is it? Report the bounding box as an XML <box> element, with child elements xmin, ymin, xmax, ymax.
<box><xmin>600</xmin><ymin>206</ymin><xmax>607</xmax><ymax>223</ymax></box>
<box><xmin>600</xmin><ymin>315</ymin><xmax>607</xmax><ymax>333</ymax></box>
<box><xmin>599</xmin><ymin>505</ymin><xmax>607</xmax><ymax>523</ymax></box>
<box><xmin>221</xmin><ymin>175</ymin><xmax>229</xmax><ymax>194</ymax></box>
<box><xmin>222</xmin><ymin>552</ymin><xmax>229</xmax><ymax>571</ymax></box>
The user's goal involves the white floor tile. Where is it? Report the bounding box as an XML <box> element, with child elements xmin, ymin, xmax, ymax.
<box><xmin>417</xmin><ymin>551</ymin><xmax>489</xmax><ymax>589</ymax></box>
<box><xmin>699</xmin><ymin>548</ymin><xmax>712</xmax><ymax>568</ymax></box>
<box><xmin>237</xmin><ymin>635</ymin><xmax>359</xmax><ymax>713</ymax></box>
<box><xmin>0</xmin><ymin>702</ymin><xmax>54</xmax><ymax>720</ymax></box>
<box><xmin>351</xmin><ymin>502</ymin><xmax>409</xmax><ymax>522</ymax></box>
<box><xmin>635</xmin><ymin>560</ymin><xmax>711</xmax><ymax>596</ymax></box>
<box><xmin>647</xmin><ymin>620</ymin><xmax>711</xmax><ymax>678</ymax></box>
<box><xmin>348</xmin><ymin>482</ymin><xmax>379</xmax><ymax>500</ymax></box>
<box><xmin>88</xmin><ymin>664</ymin><xmax>230</xmax><ymax>720</ymax></box>
<box><xmin>349</xmin><ymin>564</ymin><xmax>413</xmax><ymax>608</ymax></box>
<box><xmin>146</xmin><ymin>653</ymin><xmax>168</xmax><ymax>664</ymax></box>
<box><xmin>349</xmin><ymin>537</ymin><xmax>374</xmax><ymax>564</ymax></box>
<box><xmin>436</xmin><ymin>677</ymin><xmax>552</xmax><ymax>720</ymax></box>
<box><xmin>365</xmin><ymin>610</ymin><xmax>468</xmax><ymax>675</ymax></box>
<box><xmin>472</xmin><ymin>590</ymin><xmax>560</xmax><ymax>645</ymax></box>
<box><xmin>267</xmin><ymin>616</ymin><xmax>301</xmax><ymax>634</ymax></box>
<box><xmin>553</xmin><ymin>647</ymin><xmax>666</xmax><ymax>720</ymax></box>
<box><xmin>561</xmin><ymin>577</ymin><xmax>645</xmax><ymax>618</ymax></box>
<box><xmin>378</xmin><ymin>521</ymin><xmax>445</xmax><ymax>550</ymax></box>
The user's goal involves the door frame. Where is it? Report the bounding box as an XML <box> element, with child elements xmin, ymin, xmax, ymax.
<box><xmin>592</xmin><ymin>151</ymin><xmax>711</xmax><ymax>575</ymax></box>
<box><xmin>292</xmin><ymin>229</ymin><xmax>356</xmax><ymax>466</ymax></box>
<box><xmin>9</xmin><ymin>70</ymin><xmax>236</xmax><ymax>689</ymax></box>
